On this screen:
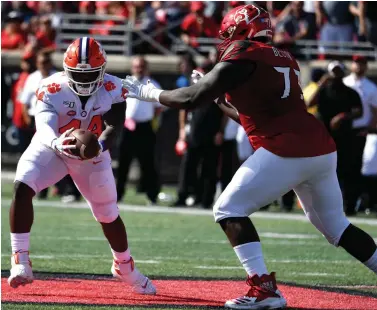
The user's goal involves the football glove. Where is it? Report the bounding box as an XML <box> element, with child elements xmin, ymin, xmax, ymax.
<box><xmin>51</xmin><ymin>128</ymin><xmax>81</xmax><ymax>160</ymax></box>
<box><xmin>122</xmin><ymin>76</ymin><xmax>163</xmax><ymax>102</ymax></box>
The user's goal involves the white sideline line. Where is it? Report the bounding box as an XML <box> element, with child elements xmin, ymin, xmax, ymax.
<box><xmin>3</xmin><ymin>199</ymin><xmax>377</xmax><ymax>226</ymax></box>
<box><xmin>34</xmin><ymin>232</ymin><xmax>321</xmax><ymax>243</ymax></box>
<box><xmin>0</xmin><ymin>254</ymin><xmax>354</xmax><ymax>265</ymax></box>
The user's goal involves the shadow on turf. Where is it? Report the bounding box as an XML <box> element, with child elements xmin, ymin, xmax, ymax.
<box><xmin>2</xmin><ymin>270</ymin><xmax>376</xmax><ymax>299</ymax></box>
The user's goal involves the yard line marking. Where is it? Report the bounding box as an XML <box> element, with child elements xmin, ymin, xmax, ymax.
<box><xmin>31</xmin><ymin>235</ymin><xmax>321</xmax><ymax>245</ymax></box>
<box><xmin>331</xmin><ymin>285</ymin><xmax>377</xmax><ymax>289</ymax></box>
<box><xmin>3</xmin><ymin>199</ymin><xmax>376</xmax><ymax>226</ymax></box>
<box><xmin>259</xmin><ymin>232</ymin><xmax>319</xmax><ymax>239</ymax></box>
<box><xmin>194</xmin><ymin>267</ymin><xmax>348</xmax><ymax>276</ymax></box>
<box><xmin>291</xmin><ymin>272</ymin><xmax>346</xmax><ymax>277</ymax></box>
<box><xmin>0</xmin><ymin>254</ymin><xmax>159</xmax><ymax>264</ymax></box>
<box><xmin>0</xmin><ymin>254</ymin><xmax>354</xmax><ymax>265</ymax></box>
<box><xmin>195</xmin><ymin>266</ymin><xmax>244</xmax><ymax>270</ymax></box>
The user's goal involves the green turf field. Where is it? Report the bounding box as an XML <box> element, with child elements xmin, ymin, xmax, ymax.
<box><xmin>2</xmin><ymin>179</ymin><xmax>377</xmax><ymax>309</ymax></box>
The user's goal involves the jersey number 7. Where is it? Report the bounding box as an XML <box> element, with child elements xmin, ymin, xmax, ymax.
<box><xmin>274</xmin><ymin>67</ymin><xmax>301</xmax><ymax>99</ymax></box>
<box><xmin>59</xmin><ymin>115</ymin><xmax>103</xmax><ymax>137</ymax></box>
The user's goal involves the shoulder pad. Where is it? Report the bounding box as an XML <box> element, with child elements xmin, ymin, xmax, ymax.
<box><xmin>103</xmin><ymin>74</ymin><xmax>127</xmax><ymax>103</ymax></box>
<box><xmin>220</xmin><ymin>40</ymin><xmax>256</xmax><ymax>62</ymax></box>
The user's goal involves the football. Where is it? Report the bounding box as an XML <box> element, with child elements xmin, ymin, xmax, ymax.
<box><xmin>68</xmin><ymin>129</ymin><xmax>100</xmax><ymax>160</ymax></box>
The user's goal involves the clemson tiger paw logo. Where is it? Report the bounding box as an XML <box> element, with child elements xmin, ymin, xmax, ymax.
<box><xmin>104</xmin><ymin>81</ymin><xmax>116</xmax><ymax>91</ymax></box>
<box><xmin>47</xmin><ymin>83</ymin><xmax>61</xmax><ymax>94</ymax></box>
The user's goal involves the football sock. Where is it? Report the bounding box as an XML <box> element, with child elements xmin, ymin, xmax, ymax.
<box><xmin>364</xmin><ymin>249</ymin><xmax>377</xmax><ymax>274</ymax></box>
<box><xmin>234</xmin><ymin>242</ymin><xmax>268</xmax><ymax>276</ymax></box>
<box><xmin>10</xmin><ymin>233</ymin><xmax>30</xmax><ymax>254</ymax></box>
<box><xmin>111</xmin><ymin>247</ymin><xmax>131</xmax><ymax>263</ymax></box>
<box><xmin>338</xmin><ymin>224</ymin><xmax>377</xmax><ymax>262</ymax></box>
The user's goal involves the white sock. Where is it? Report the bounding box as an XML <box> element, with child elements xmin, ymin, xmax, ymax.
<box><xmin>10</xmin><ymin>233</ymin><xmax>30</xmax><ymax>254</ymax></box>
<box><xmin>364</xmin><ymin>249</ymin><xmax>377</xmax><ymax>274</ymax></box>
<box><xmin>111</xmin><ymin>248</ymin><xmax>131</xmax><ymax>263</ymax></box>
<box><xmin>234</xmin><ymin>242</ymin><xmax>268</xmax><ymax>277</ymax></box>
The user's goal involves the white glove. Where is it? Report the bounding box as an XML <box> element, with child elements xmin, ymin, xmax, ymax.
<box><xmin>122</xmin><ymin>76</ymin><xmax>163</xmax><ymax>103</ymax></box>
<box><xmin>191</xmin><ymin>69</ymin><xmax>219</xmax><ymax>103</ymax></box>
<box><xmin>191</xmin><ymin>69</ymin><xmax>204</xmax><ymax>84</ymax></box>
<box><xmin>51</xmin><ymin>128</ymin><xmax>81</xmax><ymax>160</ymax></box>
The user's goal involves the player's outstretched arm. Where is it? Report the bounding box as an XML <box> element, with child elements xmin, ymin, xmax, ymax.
<box><xmin>122</xmin><ymin>60</ymin><xmax>255</xmax><ymax>110</ymax></box>
<box><xmin>98</xmin><ymin>101</ymin><xmax>126</xmax><ymax>152</ymax></box>
<box><xmin>158</xmin><ymin>60</ymin><xmax>255</xmax><ymax>109</ymax></box>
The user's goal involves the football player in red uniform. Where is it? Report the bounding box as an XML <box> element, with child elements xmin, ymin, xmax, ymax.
<box><xmin>123</xmin><ymin>5</ymin><xmax>377</xmax><ymax>309</ymax></box>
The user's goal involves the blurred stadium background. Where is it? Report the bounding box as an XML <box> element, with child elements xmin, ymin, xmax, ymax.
<box><xmin>1</xmin><ymin>1</ymin><xmax>377</xmax><ymax>310</ymax></box>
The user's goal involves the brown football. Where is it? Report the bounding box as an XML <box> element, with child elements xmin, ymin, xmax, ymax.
<box><xmin>68</xmin><ymin>129</ymin><xmax>100</xmax><ymax>160</ymax></box>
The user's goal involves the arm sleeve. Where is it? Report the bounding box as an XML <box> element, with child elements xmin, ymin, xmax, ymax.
<box><xmin>34</xmin><ymin>87</ymin><xmax>59</xmax><ymax>148</ymax></box>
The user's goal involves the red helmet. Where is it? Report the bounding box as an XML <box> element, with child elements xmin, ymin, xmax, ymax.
<box><xmin>218</xmin><ymin>4</ymin><xmax>272</xmax><ymax>46</ymax></box>
<box><xmin>63</xmin><ymin>37</ymin><xmax>107</xmax><ymax>96</ymax></box>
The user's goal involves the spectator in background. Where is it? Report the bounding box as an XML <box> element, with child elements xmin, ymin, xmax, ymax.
<box><xmin>19</xmin><ymin>52</ymin><xmax>57</xmax><ymax>199</ymax></box>
<box><xmin>316</xmin><ymin>1</ymin><xmax>355</xmax><ymax>53</ymax></box>
<box><xmin>361</xmin><ymin>124</ymin><xmax>377</xmax><ymax>215</ymax></box>
<box><xmin>266</xmin><ymin>0</ymin><xmax>290</xmax><ymax>26</ymax></box>
<box><xmin>1</xmin><ymin>11</ymin><xmax>26</xmax><ymax>50</ymax></box>
<box><xmin>116</xmin><ymin>56</ymin><xmax>161</xmax><ymax>204</ymax></box>
<box><xmin>181</xmin><ymin>1</ymin><xmax>218</xmax><ymax>48</ymax></box>
<box><xmin>37</xmin><ymin>2</ymin><xmax>62</xmax><ymax>28</ymax></box>
<box><xmin>171</xmin><ymin>62</ymin><xmax>223</xmax><ymax>209</ymax></box>
<box><xmin>79</xmin><ymin>1</ymin><xmax>96</xmax><ymax>15</ymax></box>
<box><xmin>307</xmin><ymin>61</ymin><xmax>363</xmax><ymax>216</ymax></box>
<box><xmin>303</xmin><ymin>68</ymin><xmax>326</xmax><ymax>116</ymax></box>
<box><xmin>1</xmin><ymin>2</ymin><xmax>35</xmax><ymax>23</ymax></box>
<box><xmin>11</xmin><ymin>52</ymin><xmax>36</xmax><ymax>152</ymax></box>
<box><xmin>343</xmin><ymin>56</ymin><xmax>377</xmax><ymax>214</ymax></box>
<box><xmin>35</xmin><ymin>16</ymin><xmax>57</xmax><ymax>53</ymax></box>
<box><xmin>176</xmin><ymin>53</ymin><xmax>197</xmax><ymax>89</ymax></box>
<box><xmin>205</xmin><ymin>1</ymin><xmax>226</xmax><ymax>25</ymax></box>
<box><xmin>19</xmin><ymin>52</ymin><xmax>56</xmax><ymax>133</ymax></box>
<box><xmin>90</xmin><ymin>2</ymin><xmax>113</xmax><ymax>36</ymax></box>
<box><xmin>273</xmin><ymin>1</ymin><xmax>316</xmax><ymax>52</ymax></box>
<box><xmin>350</xmin><ymin>1</ymin><xmax>377</xmax><ymax>46</ymax></box>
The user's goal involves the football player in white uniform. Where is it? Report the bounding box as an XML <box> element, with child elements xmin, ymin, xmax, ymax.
<box><xmin>8</xmin><ymin>37</ymin><xmax>156</xmax><ymax>295</ymax></box>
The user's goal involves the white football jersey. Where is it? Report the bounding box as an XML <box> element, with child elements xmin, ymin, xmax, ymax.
<box><xmin>35</xmin><ymin>72</ymin><xmax>127</xmax><ymax>138</ymax></box>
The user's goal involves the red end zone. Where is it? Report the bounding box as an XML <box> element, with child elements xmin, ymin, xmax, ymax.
<box><xmin>2</xmin><ymin>278</ymin><xmax>377</xmax><ymax>309</ymax></box>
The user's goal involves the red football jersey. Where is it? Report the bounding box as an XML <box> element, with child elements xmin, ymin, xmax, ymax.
<box><xmin>220</xmin><ymin>40</ymin><xmax>336</xmax><ymax>157</ymax></box>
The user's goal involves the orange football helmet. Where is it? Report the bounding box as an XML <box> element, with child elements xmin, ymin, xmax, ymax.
<box><xmin>63</xmin><ymin>37</ymin><xmax>107</xmax><ymax>96</ymax></box>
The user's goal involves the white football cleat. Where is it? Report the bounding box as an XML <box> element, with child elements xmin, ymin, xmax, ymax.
<box><xmin>225</xmin><ymin>272</ymin><xmax>286</xmax><ymax>309</ymax></box>
<box><xmin>111</xmin><ymin>257</ymin><xmax>156</xmax><ymax>295</ymax></box>
<box><xmin>8</xmin><ymin>251</ymin><xmax>33</xmax><ymax>288</ymax></box>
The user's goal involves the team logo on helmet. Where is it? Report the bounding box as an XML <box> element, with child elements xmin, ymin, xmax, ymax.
<box><xmin>234</xmin><ymin>5</ymin><xmax>261</xmax><ymax>25</ymax></box>
<box><xmin>234</xmin><ymin>7</ymin><xmax>251</xmax><ymax>24</ymax></box>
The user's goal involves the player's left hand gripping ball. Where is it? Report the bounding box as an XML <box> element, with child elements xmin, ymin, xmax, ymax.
<box><xmin>122</xmin><ymin>76</ymin><xmax>162</xmax><ymax>103</ymax></box>
<box><xmin>51</xmin><ymin>128</ymin><xmax>81</xmax><ymax>160</ymax></box>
